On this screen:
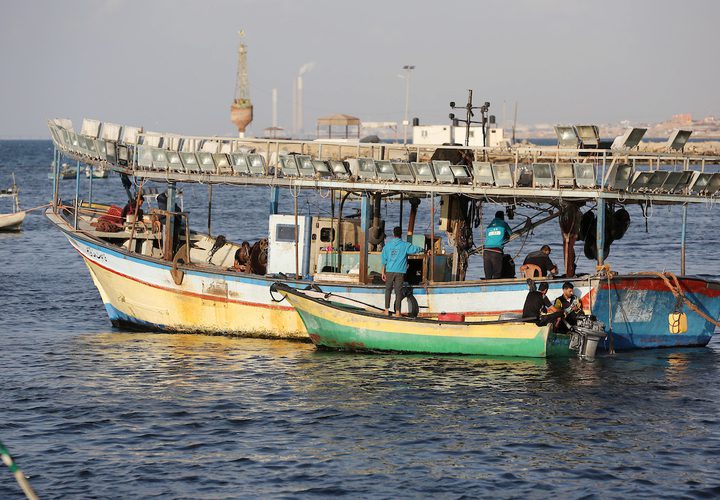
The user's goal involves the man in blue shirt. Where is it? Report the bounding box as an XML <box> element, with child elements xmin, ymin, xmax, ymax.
<box><xmin>381</xmin><ymin>226</ymin><xmax>424</xmax><ymax>315</ymax></box>
<box><xmin>483</xmin><ymin>210</ymin><xmax>512</xmax><ymax>279</ymax></box>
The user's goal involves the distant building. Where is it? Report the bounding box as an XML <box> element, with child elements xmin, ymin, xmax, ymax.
<box><xmin>412</xmin><ymin>124</ymin><xmax>507</xmax><ymax>147</ymax></box>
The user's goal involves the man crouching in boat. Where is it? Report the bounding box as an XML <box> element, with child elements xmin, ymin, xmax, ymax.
<box><xmin>552</xmin><ymin>281</ymin><xmax>584</xmax><ymax>333</ymax></box>
<box><xmin>522</xmin><ymin>282</ymin><xmax>563</xmax><ymax>326</ymax></box>
<box><xmin>381</xmin><ymin>226</ymin><xmax>424</xmax><ymax>316</ymax></box>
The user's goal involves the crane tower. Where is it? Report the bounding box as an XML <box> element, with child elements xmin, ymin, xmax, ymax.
<box><xmin>230</xmin><ymin>31</ymin><xmax>253</xmax><ymax>136</ymax></box>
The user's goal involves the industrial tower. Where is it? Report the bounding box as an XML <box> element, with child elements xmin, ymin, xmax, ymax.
<box><xmin>230</xmin><ymin>31</ymin><xmax>253</xmax><ymax>136</ymax></box>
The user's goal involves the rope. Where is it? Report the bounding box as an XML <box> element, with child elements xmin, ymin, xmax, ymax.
<box><xmin>0</xmin><ymin>440</ymin><xmax>39</xmax><ymax>500</ymax></box>
<box><xmin>635</xmin><ymin>271</ymin><xmax>720</xmax><ymax>329</ymax></box>
<box><xmin>18</xmin><ymin>203</ymin><xmax>51</xmax><ymax>214</ymax></box>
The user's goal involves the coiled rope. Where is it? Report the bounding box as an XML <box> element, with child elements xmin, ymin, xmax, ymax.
<box><xmin>0</xmin><ymin>440</ymin><xmax>38</xmax><ymax>500</ymax></box>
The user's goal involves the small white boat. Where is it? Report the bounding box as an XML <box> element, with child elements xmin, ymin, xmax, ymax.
<box><xmin>48</xmin><ymin>162</ymin><xmax>78</xmax><ymax>180</ymax></box>
<box><xmin>0</xmin><ymin>174</ymin><xmax>26</xmax><ymax>231</ymax></box>
<box><xmin>85</xmin><ymin>165</ymin><xmax>109</xmax><ymax>178</ymax></box>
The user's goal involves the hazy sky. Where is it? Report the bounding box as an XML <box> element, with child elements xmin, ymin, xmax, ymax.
<box><xmin>1</xmin><ymin>0</ymin><xmax>718</xmax><ymax>139</ymax></box>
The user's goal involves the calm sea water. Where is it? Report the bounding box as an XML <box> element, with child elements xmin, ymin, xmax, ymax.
<box><xmin>2</xmin><ymin>140</ymin><xmax>720</xmax><ymax>499</ymax></box>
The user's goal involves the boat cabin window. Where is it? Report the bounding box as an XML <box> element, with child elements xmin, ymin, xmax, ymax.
<box><xmin>275</xmin><ymin>224</ymin><xmax>297</xmax><ymax>242</ymax></box>
<box><xmin>320</xmin><ymin>227</ymin><xmax>335</xmax><ymax>243</ymax></box>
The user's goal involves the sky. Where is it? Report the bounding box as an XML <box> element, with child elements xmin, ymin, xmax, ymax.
<box><xmin>1</xmin><ymin>0</ymin><xmax>719</xmax><ymax>139</ymax></box>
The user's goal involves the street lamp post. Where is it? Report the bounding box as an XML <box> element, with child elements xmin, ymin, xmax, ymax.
<box><xmin>401</xmin><ymin>65</ymin><xmax>415</xmax><ymax>145</ymax></box>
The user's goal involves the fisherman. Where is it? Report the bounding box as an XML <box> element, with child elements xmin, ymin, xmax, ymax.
<box><xmin>381</xmin><ymin>226</ymin><xmax>424</xmax><ymax>316</ymax></box>
<box><xmin>121</xmin><ymin>195</ymin><xmax>144</xmax><ymax>223</ymax></box>
<box><xmin>522</xmin><ymin>282</ymin><xmax>563</xmax><ymax>326</ymax></box>
<box><xmin>157</xmin><ymin>191</ymin><xmax>183</xmax><ymax>252</ymax></box>
<box><xmin>523</xmin><ymin>245</ymin><xmax>558</xmax><ymax>277</ymax></box>
<box><xmin>483</xmin><ymin>210</ymin><xmax>512</xmax><ymax>279</ymax></box>
<box><xmin>553</xmin><ymin>281</ymin><xmax>583</xmax><ymax>332</ymax></box>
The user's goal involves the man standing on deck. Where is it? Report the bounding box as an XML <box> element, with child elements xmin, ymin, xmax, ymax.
<box><xmin>483</xmin><ymin>210</ymin><xmax>512</xmax><ymax>279</ymax></box>
<box><xmin>381</xmin><ymin>226</ymin><xmax>424</xmax><ymax>316</ymax></box>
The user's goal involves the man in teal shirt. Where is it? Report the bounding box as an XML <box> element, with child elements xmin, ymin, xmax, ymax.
<box><xmin>381</xmin><ymin>226</ymin><xmax>424</xmax><ymax>315</ymax></box>
<box><xmin>483</xmin><ymin>210</ymin><xmax>512</xmax><ymax>279</ymax></box>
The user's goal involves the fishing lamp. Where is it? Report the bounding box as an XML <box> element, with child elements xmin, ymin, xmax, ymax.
<box><xmin>392</xmin><ymin>162</ymin><xmax>415</xmax><ymax>182</ymax></box>
<box><xmin>574</xmin><ymin>125</ymin><xmax>600</xmax><ymax>148</ymax></box>
<box><xmin>611</xmin><ymin>127</ymin><xmax>646</xmax><ymax>151</ymax></box>
<box><xmin>554</xmin><ymin>125</ymin><xmax>579</xmax><ymax>148</ymax></box>
<box><xmin>450</xmin><ymin>165</ymin><xmax>471</xmax><ymax>184</ymax></box>
<box><xmin>76</xmin><ymin>136</ymin><xmax>94</xmax><ymax>157</ymax></box>
<box><xmin>628</xmin><ymin>170</ymin><xmax>653</xmax><ymax>192</ymax></box>
<box><xmin>105</xmin><ymin>140</ymin><xmax>117</xmax><ymax>165</ymax></box>
<box><xmin>122</xmin><ymin>126</ymin><xmax>142</xmax><ymax>145</ymax></box>
<box><xmin>472</xmin><ymin>161</ymin><xmax>494</xmax><ymax>186</ymax></box>
<box><xmin>48</xmin><ymin>125</ymin><xmax>62</xmax><ymax>146</ymax></box>
<box><xmin>229</xmin><ymin>152</ymin><xmax>250</xmax><ymax>175</ymax></box>
<box><xmin>605</xmin><ymin>163</ymin><xmax>634</xmax><ymax>190</ymax></box>
<box><xmin>80</xmin><ymin>118</ymin><xmax>101</xmax><ymax>138</ymax></box>
<box><xmin>491</xmin><ymin>163</ymin><xmax>514</xmax><ymax>187</ymax></box>
<box><xmin>179</xmin><ymin>152</ymin><xmax>199</xmax><ymax>173</ymax></box>
<box><xmin>666</xmin><ymin>130</ymin><xmax>692</xmax><ymax>151</ymax></box>
<box><xmin>432</xmin><ymin>160</ymin><xmax>455</xmax><ymax>183</ymax></box>
<box><xmin>644</xmin><ymin>171</ymin><xmax>670</xmax><ymax>192</ymax></box>
<box><xmin>312</xmin><ymin>160</ymin><xmax>333</xmax><ymax>178</ymax></box>
<box><xmin>101</xmin><ymin>122</ymin><xmax>122</xmax><ymax>142</ymax></box>
<box><xmin>143</xmin><ymin>134</ymin><xmax>163</xmax><ymax>148</ymax></box>
<box><xmin>137</xmin><ymin>145</ymin><xmax>153</xmax><ymax>169</ymax></box>
<box><xmin>247</xmin><ymin>154</ymin><xmax>267</xmax><ymax>175</ymax></box>
<box><xmin>280</xmin><ymin>155</ymin><xmax>300</xmax><ymax>177</ymax></box>
<box><xmin>150</xmin><ymin>147</ymin><xmax>169</xmax><ymax>170</ymax></box>
<box><xmin>66</xmin><ymin>131</ymin><xmax>81</xmax><ymax>155</ymax></box>
<box><xmin>660</xmin><ymin>171</ymin><xmax>694</xmax><ymax>194</ymax></box>
<box><xmin>573</xmin><ymin>163</ymin><xmax>597</xmax><ymax>188</ymax></box>
<box><xmin>357</xmin><ymin>158</ymin><xmax>378</xmax><ymax>180</ymax></box>
<box><xmin>166</xmin><ymin>151</ymin><xmax>185</xmax><ymax>173</ymax></box>
<box><xmin>212</xmin><ymin>153</ymin><xmax>232</xmax><ymax>174</ymax></box>
<box><xmin>375</xmin><ymin>160</ymin><xmax>397</xmax><ymax>181</ymax></box>
<box><xmin>329</xmin><ymin>160</ymin><xmax>349</xmax><ymax>178</ymax></box>
<box><xmin>702</xmin><ymin>173</ymin><xmax>720</xmax><ymax>196</ymax></box>
<box><xmin>531</xmin><ymin>163</ymin><xmax>554</xmax><ymax>188</ymax></box>
<box><xmin>555</xmin><ymin>162</ymin><xmax>575</xmax><ymax>188</ymax></box>
<box><xmin>411</xmin><ymin>162</ymin><xmax>435</xmax><ymax>182</ymax></box>
<box><xmin>295</xmin><ymin>155</ymin><xmax>315</xmax><ymax>177</ymax></box>
<box><xmin>196</xmin><ymin>152</ymin><xmax>217</xmax><ymax>174</ymax></box>
<box><xmin>91</xmin><ymin>139</ymin><xmax>107</xmax><ymax>161</ymax></box>
<box><xmin>688</xmin><ymin>172</ymin><xmax>713</xmax><ymax>194</ymax></box>
<box><xmin>515</xmin><ymin>166</ymin><xmax>533</xmax><ymax>187</ymax></box>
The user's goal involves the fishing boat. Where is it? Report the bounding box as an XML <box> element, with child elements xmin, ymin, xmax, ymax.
<box><xmin>272</xmin><ymin>282</ymin><xmax>607</xmax><ymax>358</ymax></box>
<box><xmin>44</xmin><ymin>117</ymin><xmax>720</xmax><ymax>349</ymax></box>
<box><xmin>48</xmin><ymin>162</ymin><xmax>78</xmax><ymax>180</ymax></box>
<box><xmin>0</xmin><ymin>175</ymin><xmax>26</xmax><ymax>231</ymax></box>
<box><xmin>85</xmin><ymin>164</ymin><xmax>110</xmax><ymax>178</ymax></box>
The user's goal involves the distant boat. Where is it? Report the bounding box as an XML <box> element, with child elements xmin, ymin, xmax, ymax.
<box><xmin>48</xmin><ymin>162</ymin><xmax>78</xmax><ymax>180</ymax></box>
<box><xmin>85</xmin><ymin>165</ymin><xmax>109</xmax><ymax>178</ymax></box>
<box><xmin>0</xmin><ymin>174</ymin><xmax>26</xmax><ymax>231</ymax></box>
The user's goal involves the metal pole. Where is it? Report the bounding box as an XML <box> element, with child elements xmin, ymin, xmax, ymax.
<box><xmin>465</xmin><ymin>89</ymin><xmax>472</xmax><ymax>147</ymax></box>
<box><xmin>73</xmin><ymin>159</ymin><xmax>81</xmax><ymax>229</ymax></box>
<box><xmin>680</xmin><ymin>203</ymin><xmax>687</xmax><ymax>275</ymax></box>
<box><xmin>596</xmin><ymin>197</ymin><xmax>606</xmax><ymax>266</ymax></box>
<box><xmin>294</xmin><ymin>188</ymin><xmax>300</xmax><ymax>278</ymax></box>
<box><xmin>269</xmin><ymin>186</ymin><xmax>280</xmax><ymax>214</ymax></box>
<box><xmin>207</xmin><ymin>184</ymin><xmax>213</xmax><ymax>237</ymax></box>
<box><xmin>430</xmin><ymin>193</ymin><xmax>435</xmax><ymax>282</ymax></box>
<box><xmin>164</xmin><ymin>182</ymin><xmax>176</xmax><ymax>261</ymax></box>
<box><xmin>360</xmin><ymin>192</ymin><xmax>371</xmax><ymax>284</ymax></box>
<box><xmin>52</xmin><ymin>148</ymin><xmax>60</xmax><ymax>212</ymax></box>
<box><xmin>88</xmin><ymin>165</ymin><xmax>93</xmax><ymax>206</ymax></box>
<box><xmin>402</xmin><ymin>65</ymin><xmax>414</xmax><ymax>145</ymax></box>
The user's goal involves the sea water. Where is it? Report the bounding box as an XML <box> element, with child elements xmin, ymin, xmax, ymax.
<box><xmin>2</xmin><ymin>140</ymin><xmax>720</xmax><ymax>498</ymax></box>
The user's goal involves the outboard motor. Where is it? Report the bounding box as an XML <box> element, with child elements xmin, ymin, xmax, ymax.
<box><xmin>569</xmin><ymin>316</ymin><xmax>607</xmax><ymax>360</ymax></box>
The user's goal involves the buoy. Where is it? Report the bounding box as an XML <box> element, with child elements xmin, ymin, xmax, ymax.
<box><xmin>669</xmin><ymin>312</ymin><xmax>688</xmax><ymax>334</ymax></box>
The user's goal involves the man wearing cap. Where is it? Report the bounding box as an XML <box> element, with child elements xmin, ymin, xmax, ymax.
<box><xmin>483</xmin><ymin>210</ymin><xmax>512</xmax><ymax>279</ymax></box>
<box><xmin>553</xmin><ymin>281</ymin><xmax>583</xmax><ymax>332</ymax></box>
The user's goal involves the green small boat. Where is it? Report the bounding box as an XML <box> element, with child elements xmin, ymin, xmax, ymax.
<box><xmin>273</xmin><ymin>283</ymin><xmax>600</xmax><ymax>358</ymax></box>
